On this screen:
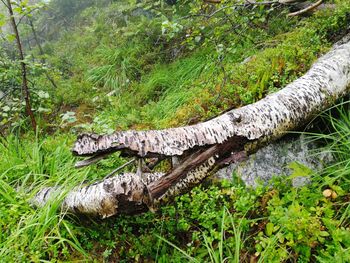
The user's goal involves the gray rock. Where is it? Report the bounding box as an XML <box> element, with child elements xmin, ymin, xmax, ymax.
<box><xmin>215</xmin><ymin>134</ymin><xmax>333</xmax><ymax>187</ymax></box>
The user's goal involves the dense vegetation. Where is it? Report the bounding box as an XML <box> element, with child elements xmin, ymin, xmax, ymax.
<box><xmin>0</xmin><ymin>0</ymin><xmax>349</xmax><ymax>261</ymax></box>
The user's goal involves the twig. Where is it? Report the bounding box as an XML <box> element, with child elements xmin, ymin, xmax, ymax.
<box><xmin>204</xmin><ymin>0</ymin><xmax>221</xmax><ymax>4</ymax></box>
<box><xmin>287</xmin><ymin>0</ymin><xmax>323</xmax><ymax>17</ymax></box>
<box><xmin>0</xmin><ymin>0</ymin><xmax>9</xmax><ymax>9</ymax></box>
<box><xmin>177</xmin><ymin>1</ymin><xmax>280</xmax><ymax>21</ymax></box>
<box><xmin>104</xmin><ymin>158</ymin><xmax>136</xmax><ymax>179</ymax></box>
<box><xmin>75</xmin><ymin>153</ymin><xmax>110</xmax><ymax>168</ymax></box>
<box><xmin>15</xmin><ymin>7</ymin><xmax>41</xmax><ymax>27</ymax></box>
<box><xmin>247</xmin><ymin>0</ymin><xmax>279</xmax><ymax>5</ymax></box>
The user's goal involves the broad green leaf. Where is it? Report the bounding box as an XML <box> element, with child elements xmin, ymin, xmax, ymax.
<box><xmin>265</xmin><ymin>222</ymin><xmax>274</xmax><ymax>236</ymax></box>
<box><xmin>288</xmin><ymin>162</ymin><xmax>314</xmax><ymax>179</ymax></box>
<box><xmin>6</xmin><ymin>34</ymin><xmax>16</xmax><ymax>42</ymax></box>
<box><xmin>0</xmin><ymin>14</ymin><xmax>5</xmax><ymax>27</ymax></box>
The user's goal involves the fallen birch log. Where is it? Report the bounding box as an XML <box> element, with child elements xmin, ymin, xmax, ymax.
<box><xmin>33</xmin><ymin>35</ymin><xmax>350</xmax><ymax>218</ymax></box>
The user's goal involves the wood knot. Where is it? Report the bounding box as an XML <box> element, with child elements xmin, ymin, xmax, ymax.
<box><xmin>230</xmin><ymin>113</ymin><xmax>242</xmax><ymax>123</ymax></box>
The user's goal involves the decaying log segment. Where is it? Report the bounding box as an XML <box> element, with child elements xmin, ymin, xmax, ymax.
<box><xmin>33</xmin><ymin>173</ymin><xmax>164</xmax><ymax>218</ymax></box>
<box><xmin>34</xmin><ymin>36</ymin><xmax>350</xmax><ymax>218</ymax></box>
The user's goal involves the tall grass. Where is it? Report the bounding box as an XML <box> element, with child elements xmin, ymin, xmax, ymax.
<box><xmin>306</xmin><ymin>101</ymin><xmax>350</xmax><ymax>185</ymax></box>
<box><xmin>306</xmin><ymin>101</ymin><xmax>350</xmax><ymax>244</ymax></box>
<box><xmin>96</xmin><ymin>50</ymin><xmax>215</xmax><ymax>129</ymax></box>
<box><xmin>318</xmin><ymin>102</ymin><xmax>350</xmax><ymax>230</ymax></box>
<box><xmin>87</xmin><ymin>42</ymin><xmax>152</xmax><ymax>93</ymax></box>
<box><xmin>0</xmin><ymin>135</ymin><xmax>90</xmax><ymax>261</ymax></box>
<box><xmin>139</xmin><ymin>52</ymin><xmax>213</xmax><ymax>125</ymax></box>
<box><xmin>321</xmin><ymin>103</ymin><xmax>350</xmax><ymax>182</ymax></box>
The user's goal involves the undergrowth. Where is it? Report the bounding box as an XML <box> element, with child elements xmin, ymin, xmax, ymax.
<box><xmin>0</xmin><ymin>103</ymin><xmax>350</xmax><ymax>261</ymax></box>
<box><xmin>61</xmin><ymin>0</ymin><xmax>350</xmax><ymax>131</ymax></box>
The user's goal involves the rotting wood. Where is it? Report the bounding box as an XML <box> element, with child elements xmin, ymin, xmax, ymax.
<box><xmin>34</xmin><ymin>35</ymin><xmax>350</xmax><ymax>218</ymax></box>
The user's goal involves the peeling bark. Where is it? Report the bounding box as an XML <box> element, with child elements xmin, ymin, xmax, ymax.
<box><xmin>33</xmin><ymin>173</ymin><xmax>164</xmax><ymax>218</ymax></box>
<box><xmin>34</xmin><ymin>36</ymin><xmax>350</xmax><ymax>218</ymax></box>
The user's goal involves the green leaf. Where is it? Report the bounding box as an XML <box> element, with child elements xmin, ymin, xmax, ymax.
<box><xmin>265</xmin><ymin>222</ymin><xmax>274</xmax><ymax>236</ymax></box>
<box><xmin>2</xmin><ymin>105</ymin><xmax>10</xmax><ymax>112</ymax></box>
<box><xmin>0</xmin><ymin>14</ymin><xmax>5</xmax><ymax>27</ymax></box>
<box><xmin>13</xmin><ymin>7</ymin><xmax>23</xmax><ymax>14</ymax></box>
<box><xmin>288</xmin><ymin>162</ymin><xmax>314</xmax><ymax>179</ymax></box>
<box><xmin>319</xmin><ymin>231</ymin><xmax>330</xmax><ymax>237</ymax></box>
<box><xmin>331</xmin><ymin>185</ymin><xmax>345</xmax><ymax>196</ymax></box>
<box><xmin>6</xmin><ymin>34</ymin><xmax>16</xmax><ymax>42</ymax></box>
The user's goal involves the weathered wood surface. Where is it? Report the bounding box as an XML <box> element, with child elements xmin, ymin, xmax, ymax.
<box><xmin>34</xmin><ymin>35</ymin><xmax>350</xmax><ymax>218</ymax></box>
<box><xmin>33</xmin><ymin>173</ymin><xmax>164</xmax><ymax>218</ymax></box>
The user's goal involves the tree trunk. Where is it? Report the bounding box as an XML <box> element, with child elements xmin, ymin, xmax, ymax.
<box><xmin>6</xmin><ymin>0</ymin><xmax>37</xmax><ymax>132</ymax></box>
<box><xmin>34</xmin><ymin>35</ymin><xmax>350</xmax><ymax>218</ymax></box>
<box><xmin>27</xmin><ymin>17</ymin><xmax>58</xmax><ymax>89</ymax></box>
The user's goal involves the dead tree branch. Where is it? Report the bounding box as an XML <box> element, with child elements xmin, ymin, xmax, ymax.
<box><xmin>287</xmin><ymin>0</ymin><xmax>323</xmax><ymax>17</ymax></box>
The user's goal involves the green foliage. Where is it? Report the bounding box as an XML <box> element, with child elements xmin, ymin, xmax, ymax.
<box><xmin>69</xmin><ymin>0</ymin><xmax>350</xmax><ymax>131</ymax></box>
<box><xmin>2</xmin><ymin>0</ymin><xmax>350</xmax><ymax>132</ymax></box>
<box><xmin>0</xmin><ymin>135</ymin><xmax>88</xmax><ymax>261</ymax></box>
<box><xmin>0</xmin><ymin>129</ymin><xmax>349</xmax><ymax>261</ymax></box>
<box><xmin>0</xmin><ymin>50</ymin><xmax>53</xmax><ymax>131</ymax></box>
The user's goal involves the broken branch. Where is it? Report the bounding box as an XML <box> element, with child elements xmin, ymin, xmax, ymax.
<box><xmin>287</xmin><ymin>0</ymin><xmax>323</xmax><ymax>17</ymax></box>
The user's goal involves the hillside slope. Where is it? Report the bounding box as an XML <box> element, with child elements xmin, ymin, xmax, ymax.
<box><xmin>0</xmin><ymin>0</ymin><xmax>349</xmax><ymax>262</ymax></box>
